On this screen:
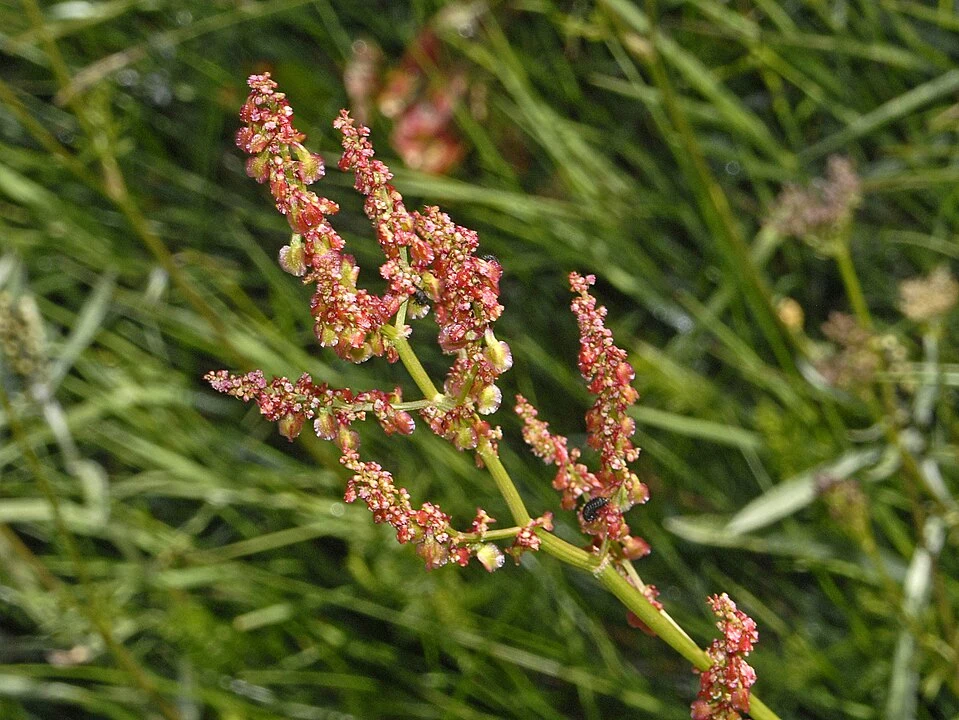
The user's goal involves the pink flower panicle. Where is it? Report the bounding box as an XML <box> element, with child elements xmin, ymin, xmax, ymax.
<box><xmin>341</xmin><ymin>450</ymin><xmax>487</xmax><ymax>570</ymax></box>
<box><xmin>413</xmin><ymin>207</ymin><xmax>509</xmax><ymax>455</ymax></box>
<box><xmin>414</xmin><ymin>207</ymin><xmax>504</xmax><ymax>352</ymax></box>
<box><xmin>237</xmin><ymin>74</ymin><xmax>400</xmax><ymax>364</ymax></box>
<box><xmin>516</xmin><ymin>274</ymin><xmax>649</xmax><ymax>561</ymax></box>
<box><xmin>203</xmin><ymin>370</ymin><xmax>414</xmax><ymax>447</ymax></box>
<box><xmin>205</xmin><ymin>367</ymin><xmax>500</xmax><ymax>571</ymax></box>
<box><xmin>514</xmin><ymin>395</ymin><xmax>599</xmax><ymax>508</ymax></box>
<box><xmin>691</xmin><ymin>594</ymin><xmax>759</xmax><ymax>720</ymax></box>
<box><xmin>236</xmin><ymin>74</ymin><xmax>511</xmax><ymax>452</ymax></box>
<box><xmin>569</xmin><ymin>273</ymin><xmax>645</xmax><ymax>495</ymax></box>
<box><xmin>334</xmin><ymin>110</ymin><xmax>421</xmax><ymax>289</ymax></box>
<box><xmin>219</xmin><ymin>74</ymin><xmax>525</xmax><ymax>569</ymax></box>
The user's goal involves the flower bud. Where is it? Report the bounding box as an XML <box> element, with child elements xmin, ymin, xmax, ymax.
<box><xmin>416</xmin><ymin>536</ymin><xmax>449</xmax><ymax>570</ymax></box>
<box><xmin>483</xmin><ymin>330</ymin><xmax>513</xmax><ymax>373</ymax></box>
<box><xmin>300</xmin><ymin>207</ymin><xmax>325</xmax><ymax>234</ymax></box>
<box><xmin>621</xmin><ymin>534</ymin><xmax>650</xmax><ymax>560</ymax></box>
<box><xmin>278</xmin><ymin>237</ymin><xmax>307</xmax><ymax>276</ymax></box>
<box><xmin>269</xmin><ymin>172</ymin><xmax>288</xmax><ymax>200</ymax></box>
<box><xmin>476</xmin><ymin>384</ymin><xmax>502</xmax><ymax>415</ymax></box>
<box><xmin>777</xmin><ymin>296</ymin><xmax>804</xmax><ymax>332</ymax></box>
<box><xmin>278</xmin><ymin>413</ymin><xmax>305</xmax><ymax>442</ymax></box>
<box><xmin>314</xmin><ymin>410</ymin><xmax>337</xmax><ymax>441</ymax></box>
<box><xmin>438</xmin><ymin>323</ymin><xmax>469</xmax><ymax>352</ymax></box>
<box><xmin>625</xmin><ymin>474</ymin><xmax>649</xmax><ymax>505</ymax></box>
<box><xmin>409</xmin><ymin>237</ymin><xmax>435</xmax><ymax>265</ymax></box>
<box><xmin>453</xmin><ymin>425</ymin><xmax>478</xmax><ymax>450</ymax></box>
<box><xmin>335</xmin><ymin>425</ymin><xmax>360</xmax><ymax>452</ymax></box>
<box><xmin>348</xmin><ymin>342</ymin><xmax>374</xmax><ymax>364</ymax></box>
<box><xmin>294</xmin><ymin>144</ymin><xmax>325</xmax><ymax>183</ymax></box>
<box><xmin>730</xmin><ymin>687</ymin><xmax>751</xmax><ymax>713</ymax></box>
<box><xmin>368</xmin><ymin>333</ymin><xmax>385</xmax><ymax>357</ymax></box>
<box><xmin>691</xmin><ymin>700</ymin><xmax>711</xmax><ymax>720</ymax></box>
<box><xmin>392</xmin><ymin>411</ymin><xmax>415</xmax><ymax>435</ymax></box>
<box><xmin>614</xmin><ymin>361</ymin><xmax>635</xmax><ymax>386</ymax></box>
<box><xmin>317</xmin><ymin>324</ymin><xmax>338</xmax><ymax>347</ymax></box>
<box><xmin>245</xmin><ymin>153</ymin><xmax>270</xmax><ymax>182</ymax></box>
<box><xmin>476</xmin><ymin>543</ymin><xmax>505</xmax><ymax>572</ymax></box>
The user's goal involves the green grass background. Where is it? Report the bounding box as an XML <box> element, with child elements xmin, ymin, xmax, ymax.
<box><xmin>1</xmin><ymin>1</ymin><xmax>958</xmax><ymax>718</ymax></box>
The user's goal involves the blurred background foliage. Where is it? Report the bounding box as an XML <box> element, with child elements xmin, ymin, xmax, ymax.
<box><xmin>1</xmin><ymin>0</ymin><xmax>959</xmax><ymax>718</ymax></box>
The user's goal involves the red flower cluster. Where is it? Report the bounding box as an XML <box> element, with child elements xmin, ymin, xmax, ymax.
<box><xmin>211</xmin><ymin>74</ymin><xmax>519</xmax><ymax>570</ymax></box>
<box><xmin>569</xmin><ymin>273</ymin><xmax>646</xmax><ymax>501</ymax></box>
<box><xmin>515</xmin><ymin>395</ymin><xmax>599</xmax><ymax>506</ymax></box>
<box><xmin>204</xmin><ymin>367</ymin><xmax>497</xmax><ymax>570</ymax></box>
<box><xmin>691</xmin><ymin>594</ymin><xmax>759</xmax><ymax>720</ymax></box>
<box><xmin>236</xmin><ymin>74</ymin><xmax>508</xmax><ymax>451</ymax></box>
<box><xmin>413</xmin><ymin>209</ymin><xmax>509</xmax><ymax>453</ymax></box>
<box><xmin>204</xmin><ymin>370</ymin><xmax>414</xmax><ymax>447</ymax></box>
<box><xmin>238</xmin><ymin>74</ymin><xmax>398</xmax><ymax>363</ymax></box>
<box><xmin>341</xmin><ymin>451</ymin><xmax>483</xmax><ymax>570</ymax></box>
<box><xmin>515</xmin><ymin>274</ymin><xmax>648</xmax><ymax>560</ymax></box>
<box><xmin>506</xmin><ymin>512</ymin><xmax>554</xmax><ymax>563</ymax></box>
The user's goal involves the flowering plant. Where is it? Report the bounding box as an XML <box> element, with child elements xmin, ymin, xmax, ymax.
<box><xmin>207</xmin><ymin>74</ymin><xmax>775</xmax><ymax>720</ymax></box>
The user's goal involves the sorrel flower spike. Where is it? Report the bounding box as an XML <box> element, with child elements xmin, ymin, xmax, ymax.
<box><xmin>238</xmin><ymin>73</ymin><xmax>397</xmax><ymax>363</ymax></box>
<box><xmin>213</xmin><ymin>74</ymin><xmax>778</xmax><ymax>720</ymax></box>
<box><xmin>516</xmin><ymin>273</ymin><xmax>649</xmax><ymax>561</ymax></box>
<box><xmin>210</xmin><ymin>73</ymin><xmax>519</xmax><ymax>570</ymax></box>
<box><xmin>691</xmin><ymin>594</ymin><xmax>759</xmax><ymax>720</ymax></box>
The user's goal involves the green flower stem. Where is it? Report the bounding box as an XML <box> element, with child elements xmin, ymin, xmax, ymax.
<box><xmin>389</xmin><ymin>332</ymin><xmax>529</xmax><ymax>526</ymax></box>
<box><xmin>477</xmin><ymin>447</ymin><xmax>532</xmax><ymax>526</ymax></box>
<box><xmin>833</xmin><ymin>242</ymin><xmax>959</xmax><ymax>640</ymax></box>
<box><xmin>537</xmin><ymin>532</ymin><xmax>707</xmax><ymax>669</ymax></box>
<box><xmin>599</xmin><ymin>560</ymin><xmax>709</xmax><ymax>668</ymax></box>
<box><xmin>455</xmin><ymin>527</ymin><xmax>525</xmax><ymax>543</ymax></box>
<box><xmin>834</xmin><ymin>243</ymin><xmax>873</xmax><ymax>330</ymax></box>
<box><xmin>833</xmin><ymin>243</ymin><xmax>952</xmax><ymax>525</ymax></box>
<box><xmin>541</xmin><ymin>534</ymin><xmax>782</xmax><ymax>720</ymax></box>
<box><xmin>336</xmin><ymin>399</ymin><xmax>436</xmax><ymax>413</ymax></box>
<box><xmin>389</xmin><ymin>332</ymin><xmax>442</xmax><ymax>401</ymax></box>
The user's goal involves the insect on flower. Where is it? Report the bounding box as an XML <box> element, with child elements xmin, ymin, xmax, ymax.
<box><xmin>407</xmin><ymin>289</ymin><xmax>432</xmax><ymax>320</ymax></box>
<box><xmin>581</xmin><ymin>496</ymin><xmax>610</xmax><ymax>522</ymax></box>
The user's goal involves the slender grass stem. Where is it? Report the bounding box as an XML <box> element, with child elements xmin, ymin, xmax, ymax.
<box><xmin>834</xmin><ymin>243</ymin><xmax>873</xmax><ymax>330</ymax></box>
<box><xmin>638</xmin><ymin>0</ymin><xmax>798</xmax><ymax>377</ymax></box>
<box><xmin>0</xmin><ymin>386</ymin><xmax>182</xmax><ymax>720</ymax></box>
<box><xmin>833</xmin><ymin>240</ymin><xmax>957</xmax><ymax>636</ymax></box>
<box><xmin>20</xmin><ymin>0</ymin><xmax>241</xmax><ymax>366</ymax></box>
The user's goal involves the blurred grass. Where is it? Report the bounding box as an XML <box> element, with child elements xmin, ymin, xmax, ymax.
<box><xmin>1</xmin><ymin>0</ymin><xmax>958</xmax><ymax>718</ymax></box>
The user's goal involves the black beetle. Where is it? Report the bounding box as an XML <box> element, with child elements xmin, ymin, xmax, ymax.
<box><xmin>581</xmin><ymin>496</ymin><xmax>610</xmax><ymax>522</ymax></box>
